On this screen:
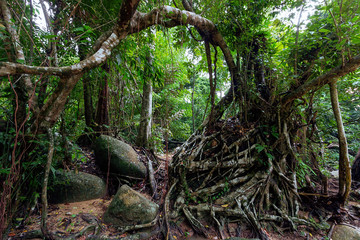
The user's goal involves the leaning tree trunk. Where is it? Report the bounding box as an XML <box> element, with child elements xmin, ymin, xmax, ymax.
<box><xmin>329</xmin><ymin>81</ymin><xmax>351</xmax><ymax>204</ymax></box>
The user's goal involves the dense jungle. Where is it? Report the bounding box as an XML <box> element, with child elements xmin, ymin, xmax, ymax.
<box><xmin>1</xmin><ymin>0</ymin><xmax>360</xmax><ymax>239</ymax></box>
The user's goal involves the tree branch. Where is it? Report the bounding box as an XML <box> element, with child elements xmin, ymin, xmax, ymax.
<box><xmin>0</xmin><ymin>0</ymin><xmax>39</xmax><ymax>113</ymax></box>
<box><xmin>1</xmin><ymin>3</ymin><xmax>240</xmax><ymax>125</ymax></box>
<box><xmin>282</xmin><ymin>54</ymin><xmax>360</xmax><ymax>105</ymax></box>
<box><xmin>0</xmin><ymin>0</ymin><xmax>141</xmax><ymax>77</ymax></box>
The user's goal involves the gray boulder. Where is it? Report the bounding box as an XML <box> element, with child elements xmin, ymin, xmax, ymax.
<box><xmin>94</xmin><ymin>135</ymin><xmax>146</xmax><ymax>178</ymax></box>
<box><xmin>331</xmin><ymin>224</ymin><xmax>360</xmax><ymax>240</ymax></box>
<box><xmin>49</xmin><ymin>170</ymin><xmax>106</xmax><ymax>203</ymax></box>
<box><xmin>103</xmin><ymin>184</ymin><xmax>158</xmax><ymax>226</ymax></box>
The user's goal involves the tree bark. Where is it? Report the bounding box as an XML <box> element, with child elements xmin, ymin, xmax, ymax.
<box><xmin>40</xmin><ymin>128</ymin><xmax>54</xmax><ymax>239</ymax></box>
<box><xmin>191</xmin><ymin>77</ymin><xmax>196</xmax><ymax>132</ymax></box>
<box><xmin>329</xmin><ymin>81</ymin><xmax>351</xmax><ymax>204</ymax></box>
<box><xmin>136</xmin><ymin>54</ymin><xmax>153</xmax><ymax>148</ymax></box>
<box><xmin>95</xmin><ymin>64</ymin><xmax>110</xmax><ymax>134</ymax></box>
<box><xmin>38</xmin><ymin>0</ymin><xmax>59</xmax><ymax>109</ymax></box>
<box><xmin>83</xmin><ymin>74</ymin><xmax>95</xmax><ymax>127</ymax></box>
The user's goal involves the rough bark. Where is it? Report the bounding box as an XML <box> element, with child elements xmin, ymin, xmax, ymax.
<box><xmin>40</xmin><ymin>128</ymin><xmax>54</xmax><ymax>239</ymax></box>
<box><xmin>329</xmin><ymin>81</ymin><xmax>351</xmax><ymax>204</ymax></box>
<box><xmin>136</xmin><ymin>54</ymin><xmax>153</xmax><ymax>148</ymax></box>
<box><xmin>95</xmin><ymin>64</ymin><xmax>110</xmax><ymax>134</ymax></box>
<box><xmin>83</xmin><ymin>74</ymin><xmax>95</xmax><ymax>127</ymax></box>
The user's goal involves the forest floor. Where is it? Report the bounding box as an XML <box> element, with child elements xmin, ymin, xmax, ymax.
<box><xmin>8</xmin><ymin>147</ymin><xmax>360</xmax><ymax>240</ymax></box>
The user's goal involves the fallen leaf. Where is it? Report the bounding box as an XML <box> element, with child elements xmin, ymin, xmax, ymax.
<box><xmin>221</xmin><ymin>204</ymin><xmax>229</xmax><ymax>208</ymax></box>
<box><xmin>8</xmin><ymin>233</ymin><xmax>16</xmax><ymax>237</ymax></box>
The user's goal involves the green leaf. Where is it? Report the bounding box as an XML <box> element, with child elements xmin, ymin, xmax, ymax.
<box><xmin>319</xmin><ymin>28</ymin><xmax>330</xmax><ymax>33</ymax></box>
<box><xmin>255</xmin><ymin>144</ymin><xmax>265</xmax><ymax>152</ymax></box>
<box><xmin>266</xmin><ymin>153</ymin><xmax>274</xmax><ymax>160</ymax></box>
<box><xmin>73</xmin><ymin>27</ymin><xmax>84</xmax><ymax>32</ymax></box>
<box><xmin>0</xmin><ymin>168</ymin><xmax>10</xmax><ymax>174</ymax></box>
<box><xmin>352</xmin><ymin>37</ymin><xmax>360</xmax><ymax>44</ymax></box>
<box><xmin>16</xmin><ymin>59</ymin><xmax>25</xmax><ymax>64</ymax></box>
<box><xmin>43</xmin><ymin>34</ymin><xmax>57</xmax><ymax>39</ymax></box>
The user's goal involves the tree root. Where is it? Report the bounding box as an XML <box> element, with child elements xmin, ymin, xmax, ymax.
<box><xmin>12</xmin><ymin>215</ymin><xmax>158</xmax><ymax>240</ymax></box>
<box><xmin>169</xmin><ymin>119</ymin><xmax>306</xmax><ymax>240</ymax></box>
<box><xmin>117</xmin><ymin>216</ymin><xmax>159</xmax><ymax>233</ymax></box>
<box><xmin>183</xmin><ymin>206</ymin><xmax>209</xmax><ymax>238</ymax></box>
<box><xmin>13</xmin><ymin>224</ymin><xmax>97</xmax><ymax>240</ymax></box>
<box><xmin>165</xmin><ymin>180</ymin><xmax>178</xmax><ymax>240</ymax></box>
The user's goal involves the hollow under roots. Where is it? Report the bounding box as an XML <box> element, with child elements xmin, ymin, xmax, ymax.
<box><xmin>169</xmin><ymin>118</ymin><xmax>304</xmax><ymax>239</ymax></box>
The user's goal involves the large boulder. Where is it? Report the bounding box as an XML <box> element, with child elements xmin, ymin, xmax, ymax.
<box><xmin>103</xmin><ymin>184</ymin><xmax>158</xmax><ymax>226</ymax></box>
<box><xmin>331</xmin><ymin>224</ymin><xmax>360</xmax><ymax>240</ymax></box>
<box><xmin>94</xmin><ymin>135</ymin><xmax>146</xmax><ymax>178</ymax></box>
<box><xmin>49</xmin><ymin>170</ymin><xmax>106</xmax><ymax>204</ymax></box>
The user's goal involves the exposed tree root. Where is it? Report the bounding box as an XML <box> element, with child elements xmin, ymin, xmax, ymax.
<box><xmin>183</xmin><ymin>206</ymin><xmax>209</xmax><ymax>238</ymax></box>
<box><xmin>169</xmin><ymin>118</ymin><xmax>302</xmax><ymax>240</ymax></box>
<box><xmin>12</xmin><ymin>214</ymin><xmax>158</xmax><ymax>240</ymax></box>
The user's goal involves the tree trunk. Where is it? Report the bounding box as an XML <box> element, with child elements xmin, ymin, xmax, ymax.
<box><xmin>95</xmin><ymin>64</ymin><xmax>110</xmax><ymax>134</ymax></box>
<box><xmin>191</xmin><ymin>77</ymin><xmax>195</xmax><ymax>132</ymax></box>
<box><xmin>83</xmin><ymin>75</ymin><xmax>95</xmax><ymax>127</ymax></box>
<box><xmin>40</xmin><ymin>128</ymin><xmax>54</xmax><ymax>239</ymax></box>
<box><xmin>136</xmin><ymin>54</ymin><xmax>153</xmax><ymax>148</ymax></box>
<box><xmin>329</xmin><ymin>81</ymin><xmax>351</xmax><ymax>204</ymax></box>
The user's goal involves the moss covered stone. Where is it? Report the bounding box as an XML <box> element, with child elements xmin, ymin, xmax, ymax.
<box><xmin>103</xmin><ymin>184</ymin><xmax>158</xmax><ymax>226</ymax></box>
<box><xmin>332</xmin><ymin>224</ymin><xmax>360</xmax><ymax>240</ymax></box>
<box><xmin>94</xmin><ymin>135</ymin><xmax>146</xmax><ymax>178</ymax></box>
<box><xmin>48</xmin><ymin>170</ymin><xmax>106</xmax><ymax>204</ymax></box>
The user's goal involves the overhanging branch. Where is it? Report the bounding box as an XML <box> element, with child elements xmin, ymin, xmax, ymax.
<box><xmin>1</xmin><ymin>3</ymin><xmax>240</xmax><ymax>124</ymax></box>
<box><xmin>282</xmin><ymin>54</ymin><xmax>360</xmax><ymax>105</ymax></box>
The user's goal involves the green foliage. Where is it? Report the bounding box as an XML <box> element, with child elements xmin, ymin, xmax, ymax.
<box><xmin>296</xmin><ymin>157</ymin><xmax>316</xmax><ymax>188</ymax></box>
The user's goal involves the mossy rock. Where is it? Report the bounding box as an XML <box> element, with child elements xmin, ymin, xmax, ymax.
<box><xmin>49</xmin><ymin>170</ymin><xmax>106</xmax><ymax>204</ymax></box>
<box><xmin>103</xmin><ymin>184</ymin><xmax>158</xmax><ymax>226</ymax></box>
<box><xmin>332</xmin><ymin>224</ymin><xmax>360</xmax><ymax>240</ymax></box>
<box><xmin>94</xmin><ymin>135</ymin><xmax>146</xmax><ymax>178</ymax></box>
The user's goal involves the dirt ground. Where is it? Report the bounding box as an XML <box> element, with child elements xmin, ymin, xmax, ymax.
<box><xmin>7</xmin><ymin>148</ymin><xmax>360</xmax><ymax>240</ymax></box>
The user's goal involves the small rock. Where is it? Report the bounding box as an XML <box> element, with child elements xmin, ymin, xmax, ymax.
<box><xmin>331</xmin><ymin>224</ymin><xmax>360</xmax><ymax>240</ymax></box>
<box><xmin>103</xmin><ymin>184</ymin><xmax>158</xmax><ymax>226</ymax></box>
